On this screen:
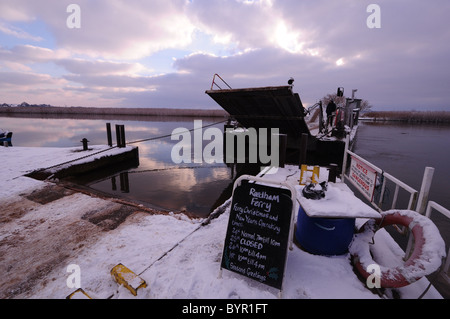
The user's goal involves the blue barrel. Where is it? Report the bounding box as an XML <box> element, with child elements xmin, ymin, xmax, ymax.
<box><xmin>295</xmin><ymin>206</ymin><xmax>355</xmax><ymax>256</ymax></box>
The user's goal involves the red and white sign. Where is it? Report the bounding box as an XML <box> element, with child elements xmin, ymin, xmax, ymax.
<box><xmin>348</xmin><ymin>156</ymin><xmax>377</xmax><ymax>201</ymax></box>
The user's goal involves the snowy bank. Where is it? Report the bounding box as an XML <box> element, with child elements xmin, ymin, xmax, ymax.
<box><xmin>0</xmin><ymin>146</ymin><xmax>445</xmax><ymax>299</ymax></box>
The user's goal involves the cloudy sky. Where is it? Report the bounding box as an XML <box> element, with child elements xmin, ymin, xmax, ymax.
<box><xmin>0</xmin><ymin>0</ymin><xmax>449</xmax><ymax>111</ymax></box>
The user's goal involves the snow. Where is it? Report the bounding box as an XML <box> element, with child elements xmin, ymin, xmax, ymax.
<box><xmin>297</xmin><ymin>183</ymin><xmax>380</xmax><ymax>219</ymax></box>
<box><xmin>349</xmin><ymin>210</ymin><xmax>446</xmax><ymax>285</ymax></box>
<box><xmin>0</xmin><ymin>146</ymin><xmax>445</xmax><ymax>299</ymax></box>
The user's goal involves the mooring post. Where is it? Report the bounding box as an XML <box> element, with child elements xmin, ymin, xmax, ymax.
<box><xmin>106</xmin><ymin>123</ymin><xmax>112</xmax><ymax>147</ymax></box>
<box><xmin>115</xmin><ymin>124</ymin><xmax>121</xmax><ymax>147</ymax></box>
<box><xmin>115</xmin><ymin>124</ymin><xmax>126</xmax><ymax>148</ymax></box>
<box><xmin>120</xmin><ymin>125</ymin><xmax>126</xmax><ymax>148</ymax></box>
<box><xmin>81</xmin><ymin>138</ymin><xmax>89</xmax><ymax>151</ymax></box>
<box><xmin>299</xmin><ymin>133</ymin><xmax>308</xmax><ymax>168</ymax></box>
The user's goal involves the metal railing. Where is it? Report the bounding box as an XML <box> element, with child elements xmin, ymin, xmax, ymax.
<box><xmin>210</xmin><ymin>73</ymin><xmax>232</xmax><ymax>90</ymax></box>
<box><xmin>341</xmin><ymin>135</ymin><xmax>450</xmax><ymax>289</ymax></box>
<box><xmin>342</xmin><ymin>136</ymin><xmax>420</xmax><ymax>213</ymax></box>
<box><xmin>426</xmin><ymin>201</ymin><xmax>450</xmax><ymax>284</ymax></box>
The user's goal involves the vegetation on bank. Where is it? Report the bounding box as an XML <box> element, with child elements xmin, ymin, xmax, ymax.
<box><xmin>362</xmin><ymin>111</ymin><xmax>450</xmax><ymax>124</ymax></box>
<box><xmin>0</xmin><ymin>105</ymin><xmax>229</xmax><ymax>118</ymax></box>
<box><xmin>2</xmin><ymin>104</ymin><xmax>449</xmax><ymax>124</ymax></box>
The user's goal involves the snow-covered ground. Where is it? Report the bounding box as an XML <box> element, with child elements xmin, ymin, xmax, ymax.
<box><xmin>0</xmin><ymin>145</ymin><xmax>445</xmax><ymax>299</ymax></box>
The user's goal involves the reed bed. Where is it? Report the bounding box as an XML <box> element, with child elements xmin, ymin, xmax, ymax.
<box><xmin>362</xmin><ymin>111</ymin><xmax>450</xmax><ymax>124</ymax></box>
<box><xmin>0</xmin><ymin>106</ymin><xmax>229</xmax><ymax>118</ymax></box>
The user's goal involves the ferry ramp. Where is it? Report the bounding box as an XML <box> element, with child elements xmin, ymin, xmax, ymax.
<box><xmin>205</xmin><ymin>86</ymin><xmax>312</xmax><ymax>149</ymax></box>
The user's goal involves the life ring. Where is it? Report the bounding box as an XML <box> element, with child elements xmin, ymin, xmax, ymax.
<box><xmin>350</xmin><ymin>210</ymin><xmax>446</xmax><ymax>289</ymax></box>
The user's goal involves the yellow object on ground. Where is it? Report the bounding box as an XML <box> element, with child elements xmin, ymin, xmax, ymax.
<box><xmin>110</xmin><ymin>263</ymin><xmax>147</xmax><ymax>296</ymax></box>
<box><xmin>66</xmin><ymin>288</ymin><xmax>92</xmax><ymax>299</ymax></box>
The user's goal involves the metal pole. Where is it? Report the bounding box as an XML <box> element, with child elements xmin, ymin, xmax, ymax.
<box><xmin>416</xmin><ymin>167</ymin><xmax>435</xmax><ymax>215</ymax></box>
<box><xmin>341</xmin><ymin>134</ymin><xmax>350</xmax><ymax>182</ymax></box>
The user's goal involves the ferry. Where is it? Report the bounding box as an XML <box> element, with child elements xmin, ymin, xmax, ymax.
<box><xmin>205</xmin><ymin>74</ymin><xmax>361</xmax><ymax>169</ymax></box>
<box><xmin>205</xmin><ymin>75</ymin><xmax>449</xmax><ymax>299</ymax></box>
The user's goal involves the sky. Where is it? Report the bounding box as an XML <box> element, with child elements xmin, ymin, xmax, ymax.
<box><xmin>0</xmin><ymin>0</ymin><xmax>449</xmax><ymax>111</ymax></box>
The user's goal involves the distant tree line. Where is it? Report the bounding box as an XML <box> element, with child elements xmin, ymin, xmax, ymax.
<box><xmin>1</xmin><ymin>102</ymin><xmax>52</xmax><ymax>107</ymax></box>
<box><xmin>363</xmin><ymin>111</ymin><xmax>450</xmax><ymax>124</ymax></box>
<box><xmin>0</xmin><ymin>104</ymin><xmax>228</xmax><ymax>118</ymax></box>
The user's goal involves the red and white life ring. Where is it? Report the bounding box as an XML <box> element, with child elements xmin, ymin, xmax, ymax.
<box><xmin>350</xmin><ymin>210</ymin><xmax>446</xmax><ymax>288</ymax></box>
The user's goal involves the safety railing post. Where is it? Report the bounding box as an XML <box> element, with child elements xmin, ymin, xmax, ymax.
<box><xmin>341</xmin><ymin>134</ymin><xmax>350</xmax><ymax>181</ymax></box>
<box><xmin>416</xmin><ymin>167</ymin><xmax>435</xmax><ymax>215</ymax></box>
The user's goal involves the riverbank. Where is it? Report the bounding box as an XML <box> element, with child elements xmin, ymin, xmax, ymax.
<box><xmin>0</xmin><ymin>106</ymin><xmax>229</xmax><ymax>118</ymax></box>
<box><xmin>0</xmin><ymin>145</ymin><xmax>444</xmax><ymax>300</ymax></box>
<box><xmin>361</xmin><ymin>111</ymin><xmax>450</xmax><ymax>124</ymax></box>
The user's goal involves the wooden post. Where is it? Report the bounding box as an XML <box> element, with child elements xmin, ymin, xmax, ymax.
<box><xmin>115</xmin><ymin>124</ymin><xmax>126</xmax><ymax>148</ymax></box>
<box><xmin>299</xmin><ymin>133</ymin><xmax>308</xmax><ymax>168</ymax></box>
<box><xmin>120</xmin><ymin>125</ymin><xmax>126</xmax><ymax>147</ymax></box>
<box><xmin>106</xmin><ymin>123</ymin><xmax>112</xmax><ymax>146</ymax></box>
<box><xmin>115</xmin><ymin>124</ymin><xmax>121</xmax><ymax>147</ymax></box>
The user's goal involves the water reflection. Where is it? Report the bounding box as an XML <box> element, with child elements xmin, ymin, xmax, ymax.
<box><xmin>0</xmin><ymin>114</ymin><xmax>239</xmax><ymax>217</ymax></box>
<box><xmin>90</xmin><ymin>166</ymin><xmax>233</xmax><ymax>216</ymax></box>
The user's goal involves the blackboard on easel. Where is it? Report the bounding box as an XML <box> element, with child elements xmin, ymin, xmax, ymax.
<box><xmin>220</xmin><ymin>175</ymin><xmax>295</xmax><ymax>290</ymax></box>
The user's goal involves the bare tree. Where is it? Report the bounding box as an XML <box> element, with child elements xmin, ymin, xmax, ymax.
<box><xmin>321</xmin><ymin>93</ymin><xmax>372</xmax><ymax>112</ymax></box>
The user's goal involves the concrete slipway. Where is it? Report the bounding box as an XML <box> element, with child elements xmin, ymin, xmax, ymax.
<box><xmin>0</xmin><ymin>145</ymin><xmax>444</xmax><ymax>299</ymax></box>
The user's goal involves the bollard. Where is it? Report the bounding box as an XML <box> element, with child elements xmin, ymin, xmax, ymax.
<box><xmin>81</xmin><ymin>138</ymin><xmax>89</xmax><ymax>151</ymax></box>
<box><xmin>328</xmin><ymin>163</ymin><xmax>338</xmax><ymax>183</ymax></box>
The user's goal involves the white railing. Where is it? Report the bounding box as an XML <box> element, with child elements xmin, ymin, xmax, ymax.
<box><xmin>341</xmin><ymin>136</ymin><xmax>421</xmax><ymax>214</ymax></box>
<box><xmin>341</xmin><ymin>135</ymin><xmax>449</xmax><ymax>286</ymax></box>
<box><xmin>426</xmin><ymin>201</ymin><xmax>450</xmax><ymax>284</ymax></box>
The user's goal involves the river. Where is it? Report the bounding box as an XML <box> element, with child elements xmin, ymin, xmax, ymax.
<box><xmin>1</xmin><ymin>114</ymin><xmax>448</xmax><ymax>240</ymax></box>
<box><xmin>353</xmin><ymin>121</ymin><xmax>449</xmax><ymax>247</ymax></box>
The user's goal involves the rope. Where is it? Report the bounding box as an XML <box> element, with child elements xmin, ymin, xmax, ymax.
<box><xmin>35</xmin><ymin>119</ymin><xmax>228</xmax><ymax>174</ymax></box>
<box><xmin>127</xmin><ymin>119</ymin><xmax>228</xmax><ymax>145</ymax></box>
<box><xmin>34</xmin><ymin>145</ymin><xmax>118</xmax><ymax>177</ymax></box>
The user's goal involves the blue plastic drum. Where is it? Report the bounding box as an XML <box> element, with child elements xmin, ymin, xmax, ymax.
<box><xmin>295</xmin><ymin>206</ymin><xmax>355</xmax><ymax>256</ymax></box>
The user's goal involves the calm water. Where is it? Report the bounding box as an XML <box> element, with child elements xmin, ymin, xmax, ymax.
<box><xmin>1</xmin><ymin>115</ymin><xmax>449</xmax><ymax>228</ymax></box>
<box><xmin>0</xmin><ymin>114</ymin><xmax>236</xmax><ymax>217</ymax></box>
<box><xmin>352</xmin><ymin>121</ymin><xmax>450</xmax><ymax>253</ymax></box>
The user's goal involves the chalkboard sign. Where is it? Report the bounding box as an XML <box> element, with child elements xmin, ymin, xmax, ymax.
<box><xmin>221</xmin><ymin>177</ymin><xmax>294</xmax><ymax>290</ymax></box>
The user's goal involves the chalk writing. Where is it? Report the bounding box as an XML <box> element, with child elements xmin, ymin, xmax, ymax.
<box><xmin>221</xmin><ymin>181</ymin><xmax>292</xmax><ymax>290</ymax></box>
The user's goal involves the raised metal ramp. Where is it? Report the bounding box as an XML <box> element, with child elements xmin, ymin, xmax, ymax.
<box><xmin>205</xmin><ymin>86</ymin><xmax>311</xmax><ymax>141</ymax></box>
